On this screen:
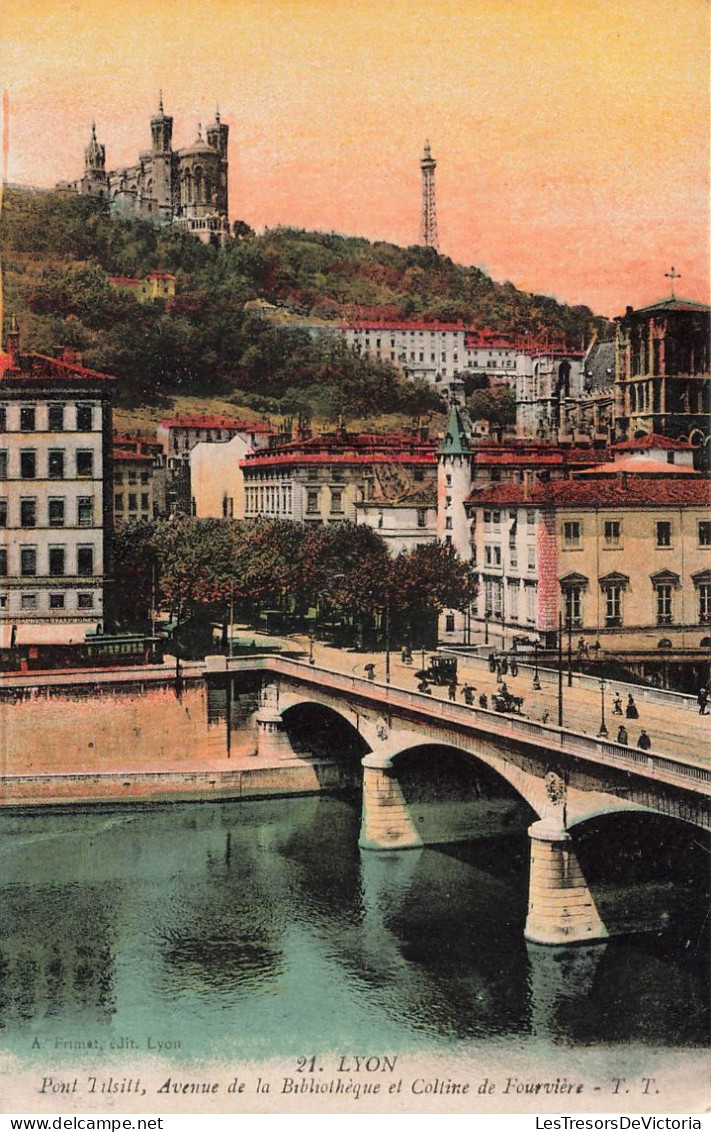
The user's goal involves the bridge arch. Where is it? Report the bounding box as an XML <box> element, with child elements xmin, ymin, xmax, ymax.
<box><xmin>388</xmin><ymin>740</ymin><xmax>543</xmax><ymax>820</ymax></box>
<box><xmin>279</xmin><ymin>699</ymin><xmax>371</xmax><ymax>766</ymax></box>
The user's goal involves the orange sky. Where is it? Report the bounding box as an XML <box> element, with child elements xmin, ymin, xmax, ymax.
<box><xmin>2</xmin><ymin>0</ymin><xmax>709</xmax><ymax>316</ymax></box>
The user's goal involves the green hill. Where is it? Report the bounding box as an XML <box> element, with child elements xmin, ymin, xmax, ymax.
<box><xmin>0</xmin><ymin>187</ymin><xmax>610</xmax><ymax>422</ymax></box>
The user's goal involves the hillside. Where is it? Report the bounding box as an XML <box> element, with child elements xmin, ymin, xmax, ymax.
<box><xmin>0</xmin><ymin>188</ymin><xmax>611</xmax><ymax>423</ymax></box>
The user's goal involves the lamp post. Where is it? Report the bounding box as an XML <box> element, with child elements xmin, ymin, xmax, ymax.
<box><xmin>484</xmin><ymin>613</ymin><xmax>490</xmax><ymax>646</ymax></box>
<box><xmin>382</xmin><ymin>591</ymin><xmax>391</xmax><ymax>684</ymax></box>
<box><xmin>598</xmin><ymin>676</ymin><xmax>609</xmax><ymax>738</ymax></box>
<box><xmin>532</xmin><ymin>640</ymin><xmax>541</xmax><ymax>691</ymax></box>
<box><xmin>557</xmin><ymin>612</ymin><xmax>564</xmax><ymax>727</ymax></box>
<box><xmin>566</xmin><ymin>614</ymin><xmax>573</xmax><ymax>687</ymax></box>
<box><xmin>308</xmin><ymin>633</ymin><xmax>315</xmax><ymax>665</ymax></box>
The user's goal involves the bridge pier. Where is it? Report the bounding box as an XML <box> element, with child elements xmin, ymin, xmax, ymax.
<box><xmin>358</xmin><ymin>754</ymin><xmax>423</xmax><ymax>851</ymax></box>
<box><xmin>524</xmin><ymin>820</ymin><xmax>608</xmax><ymax>946</ymax></box>
<box><xmin>254</xmin><ymin>682</ymin><xmax>298</xmax><ymax>761</ymax></box>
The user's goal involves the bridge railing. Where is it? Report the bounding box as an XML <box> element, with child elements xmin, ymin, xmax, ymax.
<box><xmin>228</xmin><ymin>654</ymin><xmax>710</xmax><ymax>798</ymax></box>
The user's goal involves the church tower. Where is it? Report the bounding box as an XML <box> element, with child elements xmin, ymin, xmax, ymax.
<box><xmin>150</xmin><ymin>94</ymin><xmax>175</xmax><ymax>222</ymax></box>
<box><xmin>81</xmin><ymin>123</ymin><xmax>107</xmax><ymax>196</ymax></box>
<box><xmin>206</xmin><ymin>108</ymin><xmax>229</xmax><ymax>218</ymax></box>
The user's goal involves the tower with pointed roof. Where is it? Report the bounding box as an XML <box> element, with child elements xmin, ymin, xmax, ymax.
<box><xmin>80</xmin><ymin>122</ymin><xmax>108</xmax><ymax>197</ymax></box>
<box><xmin>437</xmin><ymin>401</ymin><xmax>473</xmax><ymax>557</ymax></box>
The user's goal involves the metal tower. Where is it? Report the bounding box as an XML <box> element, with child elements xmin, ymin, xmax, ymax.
<box><xmin>420</xmin><ymin>140</ymin><xmax>439</xmax><ymax>251</ymax></box>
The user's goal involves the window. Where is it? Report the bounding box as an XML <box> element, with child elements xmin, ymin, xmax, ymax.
<box><xmin>492</xmin><ymin>511</ymin><xmax>501</xmax><ymax>527</ymax></box>
<box><xmin>20</xmin><ymin>499</ymin><xmax>36</xmax><ymax>527</ymax></box>
<box><xmin>140</xmin><ymin>472</ymin><xmax>149</xmax><ymax>485</ymax></box>
<box><xmin>48</xmin><ymin>450</ymin><xmax>65</xmax><ymax>479</ymax></box>
<box><xmin>330</xmin><ymin>490</ymin><xmax>343</xmax><ymax>514</ymax></box>
<box><xmin>656</xmin><ymin>584</ymin><xmax>673</xmax><ymax>625</ymax></box>
<box><xmin>0</xmin><ymin>499</ymin><xmax>6</xmax><ymax>527</ymax></box>
<box><xmin>77</xmin><ymin>498</ymin><xmax>93</xmax><ymax>526</ymax></box>
<box><xmin>21</xmin><ymin>547</ymin><xmax>37</xmax><ymax>576</ymax></box>
<box><xmin>20</xmin><ymin>406</ymin><xmax>36</xmax><ymax>431</ymax></box>
<box><xmin>21</xmin><ymin>593</ymin><xmax>38</xmax><ymax>610</ymax></box>
<box><xmin>141</xmin><ymin>493</ymin><xmax>149</xmax><ymax>511</ymax></box>
<box><xmin>509</xmin><ymin>582</ymin><xmax>519</xmax><ymax>619</ymax></box>
<box><xmin>306</xmin><ymin>491</ymin><xmax>319</xmax><ymax>514</ymax></box>
<box><xmin>699</xmin><ymin>584</ymin><xmax>711</xmax><ymax>624</ymax></box>
<box><xmin>20</xmin><ymin>450</ymin><xmax>36</xmax><ymax>478</ymax></box>
<box><xmin>0</xmin><ymin>451</ymin><xmax>7</xmax><ymax>479</ymax></box>
<box><xmin>604</xmin><ymin>520</ymin><xmax>621</xmax><ymax>546</ymax></box>
<box><xmin>115</xmin><ymin>493</ymin><xmax>124</xmax><ymax>511</ymax></box>
<box><xmin>76</xmin><ymin>450</ymin><xmax>94</xmax><ymax>478</ymax></box>
<box><xmin>128</xmin><ymin>471</ymin><xmax>137</xmax><ymax>485</ymax></box>
<box><xmin>49</xmin><ymin>547</ymin><xmax>65</xmax><ymax>576</ymax></box>
<box><xmin>76</xmin><ymin>404</ymin><xmax>93</xmax><ymax>431</ymax></box>
<box><xmin>527</xmin><ymin>545</ymin><xmax>536</xmax><ymax>571</ymax></box>
<box><xmin>115</xmin><ymin>471</ymin><xmax>124</xmax><ymax>485</ymax></box>
<box><xmin>49</xmin><ymin>593</ymin><xmax>65</xmax><ymax>610</ymax></box>
<box><xmin>128</xmin><ymin>493</ymin><xmax>137</xmax><ymax>511</ymax></box>
<box><xmin>564</xmin><ymin>521</ymin><xmax>581</xmax><ymax>546</ymax></box>
<box><xmin>445</xmin><ymin>474</ymin><xmax>452</xmax><ymax>487</ymax></box>
<box><xmin>49</xmin><ymin>499</ymin><xmax>65</xmax><ymax>527</ymax></box>
<box><xmin>77</xmin><ymin>592</ymin><xmax>94</xmax><ymax>609</ymax></box>
<box><xmin>525</xmin><ymin>584</ymin><xmax>536</xmax><ymax>623</ymax></box>
<box><xmin>604</xmin><ymin>585</ymin><xmax>621</xmax><ymax>626</ymax></box>
<box><xmin>564</xmin><ymin>586</ymin><xmax>583</xmax><ymax>627</ymax></box>
<box><xmin>484</xmin><ymin>544</ymin><xmax>501</xmax><ymax>566</ymax></box>
<box><xmin>445</xmin><ymin>516</ymin><xmax>453</xmax><ymax>530</ymax></box>
<box><xmin>445</xmin><ymin>495</ymin><xmax>451</xmax><ymax>508</ymax></box>
<box><xmin>48</xmin><ymin>404</ymin><xmax>65</xmax><ymax>431</ymax></box>
<box><xmin>656</xmin><ymin>521</ymin><xmax>671</xmax><ymax>547</ymax></box>
<box><xmin>0</xmin><ymin>548</ymin><xmax>6</xmax><ymax>575</ymax></box>
<box><xmin>527</xmin><ymin>510</ymin><xmax>535</xmax><ymax>526</ymax></box>
<box><xmin>699</xmin><ymin>522</ymin><xmax>711</xmax><ymax>547</ymax></box>
<box><xmin>414</xmin><ymin>469</ymin><xmax>424</xmax><ymax>483</ymax></box>
<box><xmin>417</xmin><ymin>508</ymin><xmax>426</xmax><ymax>528</ymax></box>
<box><xmin>0</xmin><ymin>407</ymin><xmax>6</xmax><ymax>431</ymax></box>
<box><xmin>445</xmin><ymin>613</ymin><xmax>455</xmax><ymax>633</ymax></box>
<box><xmin>307</xmin><ymin>468</ymin><xmax>318</xmax><ymax>482</ymax></box>
<box><xmin>77</xmin><ymin>546</ymin><xmax>94</xmax><ymax>576</ymax></box>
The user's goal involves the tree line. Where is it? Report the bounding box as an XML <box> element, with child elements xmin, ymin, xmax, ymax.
<box><xmin>112</xmin><ymin>518</ymin><xmax>477</xmax><ymax>649</ymax></box>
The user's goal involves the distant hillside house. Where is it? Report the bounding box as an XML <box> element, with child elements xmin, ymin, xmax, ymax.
<box><xmin>109</xmin><ymin>272</ymin><xmax>176</xmax><ymax>303</ymax></box>
<box><xmin>56</xmin><ymin>98</ymin><xmax>230</xmax><ymax>246</ymax></box>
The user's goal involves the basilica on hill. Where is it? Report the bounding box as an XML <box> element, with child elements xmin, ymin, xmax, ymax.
<box><xmin>56</xmin><ymin>96</ymin><xmax>230</xmax><ymax>245</ymax></box>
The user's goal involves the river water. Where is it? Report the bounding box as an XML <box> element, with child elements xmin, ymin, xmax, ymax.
<box><xmin>0</xmin><ymin>795</ymin><xmax>707</xmax><ymax>1066</ymax></box>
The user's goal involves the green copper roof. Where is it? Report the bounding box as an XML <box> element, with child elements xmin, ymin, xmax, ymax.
<box><xmin>439</xmin><ymin>402</ymin><xmax>470</xmax><ymax>456</ymax></box>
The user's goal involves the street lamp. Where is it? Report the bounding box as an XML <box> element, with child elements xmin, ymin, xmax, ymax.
<box><xmin>484</xmin><ymin>613</ymin><xmax>490</xmax><ymax>646</ymax></box>
<box><xmin>384</xmin><ymin>592</ymin><xmax>391</xmax><ymax>685</ymax></box>
<box><xmin>598</xmin><ymin>677</ymin><xmax>609</xmax><ymax>738</ymax></box>
<box><xmin>308</xmin><ymin>633</ymin><xmax>315</xmax><ymax>665</ymax></box>
<box><xmin>532</xmin><ymin>640</ymin><xmax>541</xmax><ymax>691</ymax></box>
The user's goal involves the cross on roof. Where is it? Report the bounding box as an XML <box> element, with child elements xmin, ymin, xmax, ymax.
<box><xmin>665</xmin><ymin>266</ymin><xmax>681</xmax><ymax>298</ymax></box>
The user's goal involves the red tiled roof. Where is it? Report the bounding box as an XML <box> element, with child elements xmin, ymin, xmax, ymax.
<box><xmin>160</xmin><ymin>415</ymin><xmax>273</xmax><ymax>432</ymax></box>
<box><xmin>466</xmin><ymin>476</ymin><xmax>711</xmax><ymax>509</ymax></box>
<box><xmin>575</xmin><ymin>458</ymin><xmax>700</xmax><ymax>478</ymax></box>
<box><xmin>611</xmin><ymin>433</ymin><xmax>694</xmax><ymax>451</ymax></box>
<box><xmin>110</xmin><ymin>276</ymin><xmax>143</xmax><ymax>287</ymax></box>
<box><xmin>343</xmin><ymin>321</ymin><xmax>467</xmax><ymax>332</ymax></box>
<box><xmin>473</xmin><ymin>448</ymin><xmax>611</xmax><ymax>467</ymax></box>
<box><xmin>0</xmin><ymin>352</ymin><xmax>115</xmax><ymax>383</ymax></box>
<box><xmin>241</xmin><ymin>452</ymin><xmax>436</xmax><ymax>470</ymax></box>
<box><xmin>113</xmin><ymin>448</ymin><xmax>154</xmax><ymax>463</ymax></box>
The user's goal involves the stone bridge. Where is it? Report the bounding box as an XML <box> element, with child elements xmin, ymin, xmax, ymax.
<box><xmin>227</xmin><ymin>654</ymin><xmax>710</xmax><ymax>948</ymax></box>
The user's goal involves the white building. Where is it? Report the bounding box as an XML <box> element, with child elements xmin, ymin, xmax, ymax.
<box><xmin>0</xmin><ymin>328</ymin><xmax>114</xmax><ymax>645</ymax></box>
<box><xmin>342</xmin><ymin>322</ymin><xmax>554</xmax><ymax>389</ymax></box>
<box><xmin>190</xmin><ymin>433</ymin><xmax>255</xmax><ymax>519</ymax></box>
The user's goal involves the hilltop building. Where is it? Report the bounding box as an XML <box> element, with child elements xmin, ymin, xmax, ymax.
<box><xmin>0</xmin><ymin>323</ymin><xmax>114</xmax><ymax>646</ymax></box>
<box><xmin>57</xmin><ymin>99</ymin><xmax>230</xmax><ymax>245</ymax></box>
<box><xmin>112</xmin><ymin>434</ymin><xmax>167</xmax><ymax>525</ymax></box>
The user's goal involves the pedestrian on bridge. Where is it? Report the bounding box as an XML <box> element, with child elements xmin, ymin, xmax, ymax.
<box><xmin>488</xmin><ymin>652</ymin><xmax>496</xmax><ymax>673</ymax></box>
<box><xmin>616</xmin><ymin>724</ymin><xmax>628</xmax><ymax>745</ymax></box>
<box><xmin>697</xmin><ymin>687</ymin><xmax>708</xmax><ymax>716</ymax></box>
<box><xmin>448</xmin><ymin>679</ymin><xmax>458</xmax><ymax>702</ymax></box>
<box><xmin>637</xmin><ymin>729</ymin><xmax>651</xmax><ymax>751</ymax></box>
<box><xmin>510</xmin><ymin>657</ymin><xmax>518</xmax><ymax>678</ymax></box>
<box><xmin>625</xmin><ymin>694</ymin><xmax>639</xmax><ymax>719</ymax></box>
<box><xmin>461</xmin><ymin>684</ymin><xmax>475</xmax><ymax>706</ymax></box>
<box><xmin>613</xmin><ymin>692</ymin><xmax>623</xmax><ymax>715</ymax></box>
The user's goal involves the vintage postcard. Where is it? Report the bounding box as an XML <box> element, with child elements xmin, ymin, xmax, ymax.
<box><xmin>0</xmin><ymin>0</ymin><xmax>709</xmax><ymax>1118</ymax></box>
